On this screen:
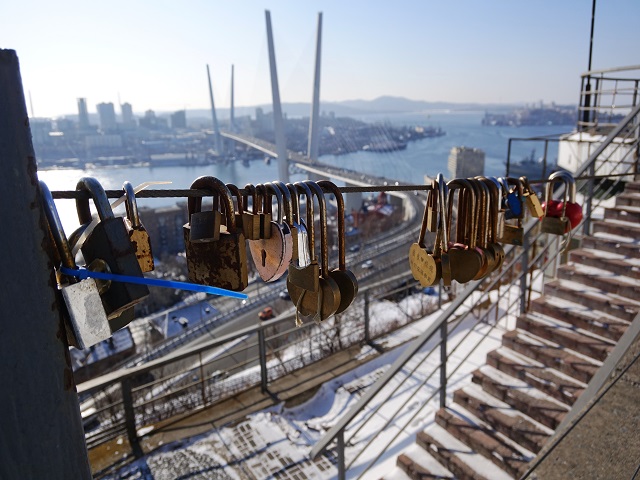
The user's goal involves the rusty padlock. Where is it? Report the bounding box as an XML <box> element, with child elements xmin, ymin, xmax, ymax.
<box><xmin>122</xmin><ymin>181</ymin><xmax>154</xmax><ymax>272</ymax></box>
<box><xmin>184</xmin><ymin>176</ymin><xmax>248</xmax><ymax>291</ymax></box>
<box><xmin>75</xmin><ymin>177</ymin><xmax>149</xmax><ymax>325</ymax></box>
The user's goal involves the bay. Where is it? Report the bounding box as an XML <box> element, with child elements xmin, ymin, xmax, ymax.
<box><xmin>38</xmin><ymin>110</ymin><xmax>569</xmax><ymax>232</ymax></box>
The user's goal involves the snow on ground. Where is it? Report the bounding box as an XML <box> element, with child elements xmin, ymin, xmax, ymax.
<box><xmin>104</xmin><ymin>279</ymin><xmax>533</xmax><ymax>480</ymax></box>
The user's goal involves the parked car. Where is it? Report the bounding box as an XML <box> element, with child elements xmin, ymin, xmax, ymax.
<box><xmin>259</xmin><ymin>307</ymin><xmax>275</xmax><ymax>321</ymax></box>
<box><xmin>279</xmin><ymin>290</ymin><xmax>291</xmax><ymax>300</ymax></box>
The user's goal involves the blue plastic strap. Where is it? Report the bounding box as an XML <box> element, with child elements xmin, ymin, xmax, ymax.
<box><xmin>60</xmin><ymin>266</ymin><xmax>248</xmax><ymax>300</ymax></box>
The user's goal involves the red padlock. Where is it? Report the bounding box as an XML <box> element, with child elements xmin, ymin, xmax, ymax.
<box><xmin>541</xmin><ymin>171</ymin><xmax>582</xmax><ymax>234</ymax></box>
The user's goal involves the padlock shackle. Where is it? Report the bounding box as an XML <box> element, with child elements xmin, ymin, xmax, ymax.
<box><xmin>305</xmin><ymin>181</ymin><xmax>331</xmax><ymax>277</ymax></box>
<box><xmin>76</xmin><ymin>177</ymin><xmax>115</xmax><ymax>224</ymax></box>
<box><xmin>317</xmin><ymin>180</ymin><xmax>347</xmax><ymax>271</ymax></box>
<box><xmin>264</xmin><ymin>182</ymin><xmax>284</xmax><ymax>224</ymax></box>
<box><xmin>544</xmin><ymin>171</ymin><xmax>576</xmax><ymax>218</ymax></box>
<box><xmin>244</xmin><ymin>183</ymin><xmax>258</xmax><ymax>215</ymax></box>
<box><xmin>477</xmin><ymin>177</ymin><xmax>500</xmax><ymax>244</ymax></box>
<box><xmin>294</xmin><ymin>181</ymin><xmax>315</xmax><ymax>263</ymax></box>
<box><xmin>226</xmin><ymin>183</ymin><xmax>245</xmax><ymax>217</ymax></box>
<box><xmin>40</xmin><ymin>180</ymin><xmax>77</xmax><ymax>271</ymax></box>
<box><xmin>417</xmin><ymin>178</ymin><xmax>438</xmax><ymax>247</ymax></box>
<box><xmin>436</xmin><ymin>174</ymin><xmax>449</xmax><ymax>252</ymax></box>
<box><xmin>188</xmin><ymin>176</ymin><xmax>236</xmax><ymax>233</ymax></box>
<box><xmin>122</xmin><ymin>181</ymin><xmax>141</xmax><ymax>228</ymax></box>
<box><xmin>271</xmin><ymin>181</ymin><xmax>294</xmax><ymax>228</ymax></box>
<box><xmin>285</xmin><ymin>182</ymin><xmax>301</xmax><ymax>226</ymax></box>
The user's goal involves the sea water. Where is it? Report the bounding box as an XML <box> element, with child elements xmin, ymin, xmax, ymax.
<box><xmin>38</xmin><ymin>110</ymin><xmax>568</xmax><ymax>232</ymax></box>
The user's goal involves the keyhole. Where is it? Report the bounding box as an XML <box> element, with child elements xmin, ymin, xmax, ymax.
<box><xmin>261</xmin><ymin>249</ymin><xmax>267</xmax><ymax>267</ymax></box>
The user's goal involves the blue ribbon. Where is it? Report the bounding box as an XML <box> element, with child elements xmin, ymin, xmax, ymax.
<box><xmin>60</xmin><ymin>266</ymin><xmax>248</xmax><ymax>300</ymax></box>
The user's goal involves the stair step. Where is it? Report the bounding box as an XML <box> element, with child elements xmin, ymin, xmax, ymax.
<box><xmin>453</xmin><ymin>385</ymin><xmax>552</xmax><ymax>454</ymax></box>
<box><xmin>569</xmin><ymin>248</ymin><xmax>640</xmax><ymax>280</ymax></box>
<box><xmin>435</xmin><ymin>408</ymin><xmax>531</xmax><ymax>478</ymax></box>
<box><xmin>516</xmin><ymin>314</ymin><xmax>614</xmax><ymax>362</ymax></box>
<box><xmin>605</xmin><ymin>205</ymin><xmax>640</xmax><ymax>224</ymax></box>
<box><xmin>530</xmin><ymin>297</ymin><xmax>629</xmax><ymax>341</ymax></box>
<box><xmin>501</xmin><ymin>330</ymin><xmax>600</xmax><ymax>384</ymax></box>
<box><xmin>545</xmin><ymin>279</ymin><xmax>640</xmax><ymax>322</ymax></box>
<box><xmin>471</xmin><ymin>366</ymin><xmax>570</xmax><ymax>430</ymax></box>
<box><xmin>615</xmin><ymin>192</ymin><xmax>640</xmax><ymax>208</ymax></box>
<box><xmin>486</xmin><ymin>348</ymin><xmax>585</xmax><ymax>406</ymax></box>
<box><xmin>416</xmin><ymin>425</ymin><xmax>513</xmax><ymax>480</ymax></box>
<box><xmin>396</xmin><ymin>445</ymin><xmax>454</xmax><ymax>480</ymax></box>
<box><xmin>592</xmin><ymin>219</ymin><xmax>640</xmax><ymax>239</ymax></box>
<box><xmin>623</xmin><ymin>181</ymin><xmax>640</xmax><ymax>194</ymax></box>
<box><xmin>557</xmin><ymin>264</ymin><xmax>640</xmax><ymax>300</ymax></box>
<box><xmin>581</xmin><ymin>234</ymin><xmax>640</xmax><ymax>257</ymax></box>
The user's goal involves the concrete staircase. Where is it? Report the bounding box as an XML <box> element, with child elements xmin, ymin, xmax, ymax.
<box><xmin>386</xmin><ymin>180</ymin><xmax>640</xmax><ymax>480</ymax></box>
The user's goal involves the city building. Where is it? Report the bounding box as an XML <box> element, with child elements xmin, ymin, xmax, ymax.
<box><xmin>121</xmin><ymin>102</ymin><xmax>135</xmax><ymax>127</ymax></box>
<box><xmin>170</xmin><ymin>110</ymin><xmax>187</xmax><ymax>129</ymax></box>
<box><xmin>96</xmin><ymin>102</ymin><xmax>117</xmax><ymax>132</ymax></box>
<box><xmin>447</xmin><ymin>146</ymin><xmax>485</xmax><ymax>179</ymax></box>
<box><xmin>77</xmin><ymin>98</ymin><xmax>90</xmax><ymax>130</ymax></box>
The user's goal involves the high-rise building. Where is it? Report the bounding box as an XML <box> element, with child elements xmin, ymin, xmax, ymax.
<box><xmin>448</xmin><ymin>146</ymin><xmax>485</xmax><ymax>179</ymax></box>
<box><xmin>96</xmin><ymin>102</ymin><xmax>117</xmax><ymax>132</ymax></box>
<box><xmin>170</xmin><ymin>110</ymin><xmax>187</xmax><ymax>129</ymax></box>
<box><xmin>121</xmin><ymin>102</ymin><xmax>134</xmax><ymax>126</ymax></box>
<box><xmin>77</xmin><ymin>98</ymin><xmax>90</xmax><ymax>130</ymax></box>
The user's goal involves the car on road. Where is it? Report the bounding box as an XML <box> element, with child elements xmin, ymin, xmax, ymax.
<box><xmin>259</xmin><ymin>307</ymin><xmax>275</xmax><ymax>321</ymax></box>
<box><xmin>361</xmin><ymin>260</ymin><xmax>374</xmax><ymax>269</ymax></box>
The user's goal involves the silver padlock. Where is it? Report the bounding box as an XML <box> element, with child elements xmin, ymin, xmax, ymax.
<box><xmin>40</xmin><ymin>181</ymin><xmax>111</xmax><ymax>350</ymax></box>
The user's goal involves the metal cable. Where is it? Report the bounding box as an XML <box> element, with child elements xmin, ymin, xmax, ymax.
<box><xmin>48</xmin><ymin>171</ymin><xmax>635</xmax><ymax>199</ymax></box>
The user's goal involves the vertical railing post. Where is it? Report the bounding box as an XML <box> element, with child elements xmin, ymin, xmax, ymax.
<box><xmin>583</xmin><ymin>162</ymin><xmax>595</xmax><ymax>236</ymax></box>
<box><xmin>0</xmin><ymin>49</ymin><xmax>92</xmax><ymax>480</ymax></box>
<box><xmin>258</xmin><ymin>326</ymin><xmax>268</xmax><ymax>393</ymax></box>
<box><xmin>199</xmin><ymin>352</ymin><xmax>207</xmax><ymax>405</ymax></box>
<box><xmin>439</xmin><ymin>320</ymin><xmax>447</xmax><ymax>409</ymax></box>
<box><xmin>337</xmin><ymin>429</ymin><xmax>346</xmax><ymax>480</ymax></box>
<box><xmin>519</xmin><ymin>233</ymin><xmax>530</xmax><ymax>315</ymax></box>
<box><xmin>121</xmin><ymin>378</ymin><xmax>143</xmax><ymax>458</ymax></box>
<box><xmin>364</xmin><ymin>289</ymin><xmax>371</xmax><ymax>343</ymax></box>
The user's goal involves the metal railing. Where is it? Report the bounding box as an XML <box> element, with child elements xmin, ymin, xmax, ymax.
<box><xmin>309</xmin><ymin>101</ymin><xmax>640</xmax><ymax>479</ymax></box>
<box><xmin>79</xmin><ymin>264</ymin><xmax>440</xmax><ymax>455</ymax></box>
<box><xmin>578</xmin><ymin>65</ymin><xmax>640</xmax><ymax>133</ymax></box>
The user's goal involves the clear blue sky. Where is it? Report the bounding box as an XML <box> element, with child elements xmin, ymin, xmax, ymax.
<box><xmin>1</xmin><ymin>0</ymin><xmax>637</xmax><ymax>118</ymax></box>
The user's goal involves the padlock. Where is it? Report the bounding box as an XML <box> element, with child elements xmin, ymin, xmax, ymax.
<box><xmin>318</xmin><ymin>180</ymin><xmax>359</xmax><ymax>314</ymax></box>
<box><xmin>40</xmin><ymin>180</ymin><xmax>112</xmax><ymax>349</ymax></box>
<box><xmin>248</xmin><ymin>183</ymin><xmax>291</xmax><ymax>282</ymax></box>
<box><xmin>226</xmin><ymin>183</ymin><xmax>245</xmax><ymax>232</ymax></box>
<box><xmin>476</xmin><ymin>177</ymin><xmax>505</xmax><ymax>272</ymax></box>
<box><xmin>184</xmin><ymin>176</ymin><xmax>249</xmax><ymax>291</ymax></box>
<box><xmin>541</xmin><ymin>171</ymin><xmax>583</xmax><ymax>234</ymax></box>
<box><xmin>287</xmin><ymin>181</ymin><xmax>320</xmax><ymax>301</ymax></box>
<box><xmin>241</xmin><ymin>184</ymin><xmax>262</xmax><ymax>240</ymax></box>
<box><xmin>272</xmin><ymin>181</ymin><xmax>298</xmax><ymax>267</ymax></box>
<box><xmin>447</xmin><ymin>178</ymin><xmax>484</xmax><ymax>283</ymax></box>
<box><xmin>520</xmin><ymin>176</ymin><xmax>544</xmax><ymax>219</ymax></box>
<box><xmin>255</xmin><ymin>183</ymin><xmax>273</xmax><ymax>239</ymax></box>
<box><xmin>288</xmin><ymin>181</ymin><xmax>341</xmax><ymax>322</ymax></box>
<box><xmin>187</xmin><ymin>176</ymin><xmax>222</xmax><ymax>243</ymax></box>
<box><xmin>497</xmin><ymin>177</ymin><xmax>524</xmax><ymax>245</ymax></box>
<box><xmin>436</xmin><ymin>174</ymin><xmax>452</xmax><ymax>287</ymax></box>
<box><xmin>409</xmin><ymin>181</ymin><xmax>441</xmax><ymax>287</ymax></box>
<box><xmin>122</xmin><ymin>181</ymin><xmax>154</xmax><ymax>272</ymax></box>
<box><xmin>287</xmin><ymin>182</ymin><xmax>311</xmax><ymax>268</ymax></box>
<box><xmin>75</xmin><ymin>177</ymin><xmax>149</xmax><ymax>323</ymax></box>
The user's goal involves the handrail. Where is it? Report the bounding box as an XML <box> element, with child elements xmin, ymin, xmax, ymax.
<box><xmin>581</xmin><ymin>64</ymin><xmax>640</xmax><ymax>76</ymax></box>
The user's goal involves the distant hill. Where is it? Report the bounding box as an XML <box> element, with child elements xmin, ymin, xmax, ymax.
<box><xmin>181</xmin><ymin>96</ymin><xmax>522</xmax><ymax>121</ymax></box>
